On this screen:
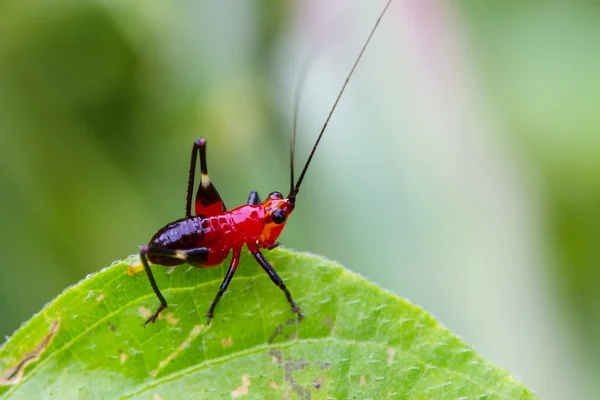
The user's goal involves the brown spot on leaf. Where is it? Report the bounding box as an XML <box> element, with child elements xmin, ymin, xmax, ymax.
<box><xmin>268</xmin><ymin>324</ymin><xmax>284</xmax><ymax>344</ymax></box>
<box><xmin>138</xmin><ymin>306</ymin><xmax>152</xmax><ymax>319</ymax></box>
<box><xmin>284</xmin><ymin>357</ymin><xmax>307</xmax><ymax>379</ymax></box>
<box><xmin>108</xmin><ymin>322</ymin><xmax>116</xmax><ymax>332</ymax></box>
<box><xmin>293</xmin><ymin>386</ymin><xmax>311</xmax><ymax>399</ymax></box>
<box><xmin>314</xmin><ymin>376</ymin><xmax>324</xmax><ymax>389</ymax></box>
<box><xmin>283</xmin><ymin>386</ymin><xmax>291</xmax><ymax>400</ymax></box>
<box><xmin>386</xmin><ymin>347</ymin><xmax>396</xmax><ymax>365</ymax></box>
<box><xmin>270</xmin><ymin>380</ymin><xmax>279</xmax><ymax>390</ymax></box>
<box><xmin>318</xmin><ymin>361</ymin><xmax>331</xmax><ymax>369</ymax></box>
<box><xmin>268</xmin><ymin>319</ymin><xmax>300</xmax><ymax>344</ymax></box>
<box><xmin>0</xmin><ymin>320</ymin><xmax>59</xmax><ymax>385</ymax></box>
<box><xmin>126</xmin><ymin>262</ymin><xmax>144</xmax><ymax>276</ymax></box>
<box><xmin>153</xmin><ymin>394</ymin><xmax>163</xmax><ymax>400</ymax></box>
<box><xmin>284</xmin><ymin>357</ymin><xmax>310</xmax><ymax>399</ymax></box>
<box><xmin>360</xmin><ymin>375</ymin><xmax>367</xmax><ymax>385</ymax></box>
<box><xmin>96</xmin><ymin>294</ymin><xmax>105</xmax><ymax>301</ymax></box>
<box><xmin>270</xmin><ymin>349</ymin><xmax>283</xmax><ymax>365</ymax></box>
<box><xmin>231</xmin><ymin>374</ymin><xmax>251</xmax><ymax>398</ymax></box>
<box><xmin>221</xmin><ymin>336</ymin><xmax>233</xmax><ymax>348</ymax></box>
<box><xmin>162</xmin><ymin>312</ymin><xmax>179</xmax><ymax>325</ymax></box>
<box><xmin>269</xmin><ymin>349</ymin><xmax>319</xmax><ymax>399</ymax></box>
<box><xmin>119</xmin><ymin>350</ymin><xmax>128</xmax><ymax>364</ymax></box>
<box><xmin>323</xmin><ymin>315</ymin><xmax>333</xmax><ymax>332</ymax></box>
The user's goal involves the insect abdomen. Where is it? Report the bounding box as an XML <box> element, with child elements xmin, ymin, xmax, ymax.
<box><xmin>151</xmin><ymin>216</ymin><xmax>205</xmax><ymax>247</ymax></box>
<box><xmin>148</xmin><ymin>216</ymin><xmax>206</xmax><ymax>265</ymax></box>
<box><xmin>147</xmin><ymin>214</ymin><xmax>240</xmax><ymax>266</ymax></box>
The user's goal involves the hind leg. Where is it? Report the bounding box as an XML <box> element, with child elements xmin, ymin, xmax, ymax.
<box><xmin>186</xmin><ymin>138</ymin><xmax>227</xmax><ymax>218</ymax></box>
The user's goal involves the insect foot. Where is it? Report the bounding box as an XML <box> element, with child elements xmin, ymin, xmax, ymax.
<box><xmin>292</xmin><ymin>304</ymin><xmax>304</xmax><ymax>321</ymax></box>
<box><xmin>143</xmin><ymin>303</ymin><xmax>166</xmax><ymax>327</ymax></box>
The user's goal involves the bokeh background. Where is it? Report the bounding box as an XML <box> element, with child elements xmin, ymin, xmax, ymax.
<box><xmin>0</xmin><ymin>0</ymin><xmax>598</xmax><ymax>398</ymax></box>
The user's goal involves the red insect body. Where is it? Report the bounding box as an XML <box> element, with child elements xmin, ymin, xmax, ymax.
<box><xmin>139</xmin><ymin>1</ymin><xmax>392</xmax><ymax>326</ymax></box>
<box><xmin>147</xmin><ymin>197</ymin><xmax>294</xmax><ymax>268</ymax></box>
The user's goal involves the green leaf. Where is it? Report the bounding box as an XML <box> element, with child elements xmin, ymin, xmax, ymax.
<box><xmin>0</xmin><ymin>248</ymin><xmax>535</xmax><ymax>399</ymax></box>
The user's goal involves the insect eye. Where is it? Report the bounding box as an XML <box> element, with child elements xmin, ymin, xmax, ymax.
<box><xmin>271</xmin><ymin>209</ymin><xmax>287</xmax><ymax>224</ymax></box>
<box><xmin>269</xmin><ymin>191</ymin><xmax>283</xmax><ymax>200</ymax></box>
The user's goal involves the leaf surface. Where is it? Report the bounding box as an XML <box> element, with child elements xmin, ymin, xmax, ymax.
<box><xmin>0</xmin><ymin>249</ymin><xmax>536</xmax><ymax>399</ymax></box>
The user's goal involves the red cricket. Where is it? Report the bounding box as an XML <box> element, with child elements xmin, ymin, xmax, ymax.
<box><xmin>139</xmin><ymin>0</ymin><xmax>392</xmax><ymax>326</ymax></box>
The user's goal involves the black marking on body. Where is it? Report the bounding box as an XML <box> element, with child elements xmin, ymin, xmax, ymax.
<box><xmin>150</xmin><ymin>216</ymin><xmax>206</xmax><ymax>249</ymax></box>
<box><xmin>147</xmin><ymin>216</ymin><xmax>208</xmax><ymax>266</ymax></box>
<box><xmin>197</xmin><ymin>181</ymin><xmax>224</xmax><ymax>208</ymax></box>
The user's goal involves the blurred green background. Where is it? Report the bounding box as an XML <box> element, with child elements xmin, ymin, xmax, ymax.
<box><xmin>0</xmin><ymin>0</ymin><xmax>598</xmax><ymax>398</ymax></box>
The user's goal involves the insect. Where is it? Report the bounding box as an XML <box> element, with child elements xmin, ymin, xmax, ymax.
<box><xmin>139</xmin><ymin>0</ymin><xmax>392</xmax><ymax>326</ymax></box>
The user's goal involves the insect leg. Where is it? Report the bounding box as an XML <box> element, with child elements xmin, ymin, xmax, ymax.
<box><xmin>139</xmin><ymin>248</ymin><xmax>167</xmax><ymax>326</ymax></box>
<box><xmin>247</xmin><ymin>243</ymin><xmax>303</xmax><ymax>320</ymax></box>
<box><xmin>206</xmin><ymin>247</ymin><xmax>242</xmax><ymax>325</ymax></box>
<box><xmin>186</xmin><ymin>138</ymin><xmax>227</xmax><ymax>218</ymax></box>
<box><xmin>247</xmin><ymin>190</ymin><xmax>261</xmax><ymax>205</ymax></box>
<box><xmin>139</xmin><ymin>245</ymin><xmax>210</xmax><ymax>326</ymax></box>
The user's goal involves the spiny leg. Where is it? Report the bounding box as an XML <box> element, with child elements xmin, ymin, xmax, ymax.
<box><xmin>206</xmin><ymin>248</ymin><xmax>242</xmax><ymax>325</ymax></box>
<box><xmin>186</xmin><ymin>138</ymin><xmax>226</xmax><ymax>218</ymax></box>
<box><xmin>139</xmin><ymin>245</ymin><xmax>210</xmax><ymax>326</ymax></box>
<box><xmin>247</xmin><ymin>190</ymin><xmax>261</xmax><ymax>205</ymax></box>
<box><xmin>247</xmin><ymin>243</ymin><xmax>303</xmax><ymax>320</ymax></box>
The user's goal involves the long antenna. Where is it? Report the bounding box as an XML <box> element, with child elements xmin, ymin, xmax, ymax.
<box><xmin>288</xmin><ymin>0</ymin><xmax>392</xmax><ymax>202</ymax></box>
<box><xmin>290</xmin><ymin>51</ymin><xmax>317</xmax><ymax>196</ymax></box>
